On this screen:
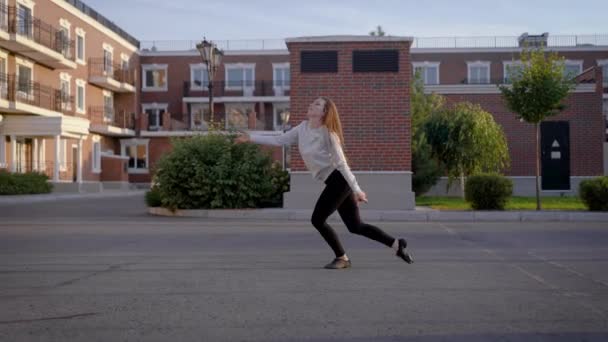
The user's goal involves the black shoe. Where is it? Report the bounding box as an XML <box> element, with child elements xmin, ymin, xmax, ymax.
<box><xmin>396</xmin><ymin>238</ymin><xmax>414</xmax><ymax>264</ymax></box>
<box><xmin>324</xmin><ymin>258</ymin><xmax>352</xmax><ymax>269</ymax></box>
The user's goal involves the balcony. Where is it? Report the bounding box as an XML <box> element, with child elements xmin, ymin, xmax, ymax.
<box><xmin>0</xmin><ymin>4</ymin><xmax>76</xmax><ymax>69</ymax></box>
<box><xmin>183</xmin><ymin>80</ymin><xmax>290</xmax><ymax>101</ymax></box>
<box><xmin>89</xmin><ymin>106</ymin><xmax>135</xmax><ymax>137</ymax></box>
<box><xmin>0</xmin><ymin>72</ymin><xmax>75</xmax><ymax>116</ymax></box>
<box><xmin>88</xmin><ymin>58</ymin><xmax>136</xmax><ymax>93</ymax></box>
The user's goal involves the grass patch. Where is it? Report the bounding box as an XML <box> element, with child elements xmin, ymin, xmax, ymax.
<box><xmin>416</xmin><ymin>196</ymin><xmax>586</xmax><ymax>211</ymax></box>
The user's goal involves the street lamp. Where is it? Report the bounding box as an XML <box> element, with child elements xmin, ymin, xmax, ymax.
<box><xmin>196</xmin><ymin>38</ymin><xmax>223</xmax><ymax>124</ymax></box>
<box><xmin>280</xmin><ymin>110</ymin><xmax>290</xmax><ymax>169</ymax></box>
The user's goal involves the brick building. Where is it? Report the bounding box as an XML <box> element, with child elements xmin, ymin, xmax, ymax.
<box><xmin>0</xmin><ymin>1</ymin><xmax>607</xmax><ymax>203</ymax></box>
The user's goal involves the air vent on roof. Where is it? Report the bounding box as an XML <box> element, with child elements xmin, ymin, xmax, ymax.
<box><xmin>353</xmin><ymin>50</ymin><xmax>399</xmax><ymax>72</ymax></box>
<box><xmin>301</xmin><ymin>51</ymin><xmax>338</xmax><ymax>73</ymax></box>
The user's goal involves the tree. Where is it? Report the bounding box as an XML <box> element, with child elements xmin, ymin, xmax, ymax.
<box><xmin>499</xmin><ymin>48</ymin><xmax>575</xmax><ymax>210</ymax></box>
<box><xmin>369</xmin><ymin>26</ymin><xmax>386</xmax><ymax>37</ymax></box>
<box><xmin>411</xmin><ymin>72</ymin><xmax>444</xmax><ymax>196</ymax></box>
<box><xmin>425</xmin><ymin>102</ymin><xmax>510</xmax><ymax>198</ymax></box>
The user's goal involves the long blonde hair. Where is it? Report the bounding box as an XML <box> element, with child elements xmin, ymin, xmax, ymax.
<box><xmin>321</xmin><ymin>97</ymin><xmax>345</xmax><ymax>146</ymax></box>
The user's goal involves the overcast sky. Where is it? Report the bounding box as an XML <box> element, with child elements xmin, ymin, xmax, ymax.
<box><xmin>84</xmin><ymin>0</ymin><xmax>608</xmax><ymax>42</ymax></box>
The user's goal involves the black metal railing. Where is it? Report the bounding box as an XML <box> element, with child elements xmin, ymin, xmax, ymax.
<box><xmin>1</xmin><ymin>4</ymin><xmax>75</xmax><ymax>61</ymax></box>
<box><xmin>88</xmin><ymin>58</ymin><xmax>136</xmax><ymax>86</ymax></box>
<box><xmin>89</xmin><ymin>106</ymin><xmax>135</xmax><ymax>129</ymax></box>
<box><xmin>183</xmin><ymin>80</ymin><xmax>290</xmax><ymax>98</ymax></box>
<box><xmin>0</xmin><ymin>72</ymin><xmax>75</xmax><ymax>115</ymax></box>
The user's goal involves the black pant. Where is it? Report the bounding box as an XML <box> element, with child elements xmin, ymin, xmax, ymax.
<box><xmin>311</xmin><ymin>169</ymin><xmax>396</xmax><ymax>257</ymax></box>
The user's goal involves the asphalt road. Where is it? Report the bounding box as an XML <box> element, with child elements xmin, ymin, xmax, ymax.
<box><xmin>0</xmin><ymin>196</ymin><xmax>607</xmax><ymax>341</ymax></box>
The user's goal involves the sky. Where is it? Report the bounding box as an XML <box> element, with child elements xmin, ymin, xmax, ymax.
<box><xmin>84</xmin><ymin>0</ymin><xmax>608</xmax><ymax>42</ymax></box>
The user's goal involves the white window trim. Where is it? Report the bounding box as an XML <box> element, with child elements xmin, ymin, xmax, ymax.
<box><xmin>142</xmin><ymin>64</ymin><xmax>168</xmax><ymax>92</ymax></box>
<box><xmin>0</xmin><ymin>51</ymin><xmax>7</xmax><ymax>99</ymax></box>
<box><xmin>597</xmin><ymin>59</ymin><xmax>608</xmax><ymax>83</ymax></box>
<box><xmin>503</xmin><ymin>60</ymin><xmax>524</xmax><ymax>83</ymax></box>
<box><xmin>0</xmin><ymin>135</ymin><xmax>6</xmax><ymax>168</ymax></box>
<box><xmin>91</xmin><ymin>135</ymin><xmax>101</xmax><ymax>173</ymax></box>
<box><xmin>103</xmin><ymin>91</ymin><xmax>114</xmax><ymax>122</ymax></box>
<box><xmin>17</xmin><ymin>0</ymin><xmax>35</xmax><ymax>9</ymax></box>
<box><xmin>59</xmin><ymin>73</ymin><xmax>71</xmax><ymax>111</ymax></box>
<box><xmin>272</xmin><ymin>63</ymin><xmax>290</xmax><ymax>90</ymax></box>
<box><xmin>563</xmin><ymin>59</ymin><xmax>583</xmax><ymax>76</ymax></box>
<box><xmin>412</xmin><ymin>61</ymin><xmax>440</xmax><ymax>85</ymax></box>
<box><xmin>190</xmin><ymin>63</ymin><xmax>209</xmax><ymax>91</ymax></box>
<box><xmin>59</xmin><ymin>139</ymin><xmax>67</xmax><ymax>171</ymax></box>
<box><xmin>120</xmin><ymin>138</ymin><xmax>150</xmax><ymax>173</ymax></box>
<box><xmin>75</xmin><ymin>79</ymin><xmax>86</xmax><ymax>114</ymax></box>
<box><xmin>467</xmin><ymin>61</ymin><xmax>491</xmax><ymax>84</ymax></box>
<box><xmin>225</xmin><ymin>63</ymin><xmax>256</xmax><ymax>91</ymax></box>
<box><xmin>102</xmin><ymin>42</ymin><xmax>114</xmax><ymax>53</ymax></box>
<box><xmin>142</xmin><ymin>103</ymin><xmax>168</xmax><ymax>130</ymax></box>
<box><xmin>59</xmin><ymin>18</ymin><xmax>71</xmax><ymax>30</ymax></box>
<box><xmin>75</xmin><ymin>28</ymin><xmax>86</xmax><ymax>65</ymax></box>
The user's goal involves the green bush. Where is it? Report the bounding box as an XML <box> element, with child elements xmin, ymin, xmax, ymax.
<box><xmin>465</xmin><ymin>173</ymin><xmax>513</xmax><ymax>210</ymax></box>
<box><xmin>153</xmin><ymin>133</ymin><xmax>288</xmax><ymax>210</ymax></box>
<box><xmin>145</xmin><ymin>187</ymin><xmax>162</xmax><ymax>207</ymax></box>
<box><xmin>579</xmin><ymin>176</ymin><xmax>608</xmax><ymax>211</ymax></box>
<box><xmin>0</xmin><ymin>171</ymin><xmax>53</xmax><ymax>195</ymax></box>
<box><xmin>258</xmin><ymin>161</ymin><xmax>290</xmax><ymax>208</ymax></box>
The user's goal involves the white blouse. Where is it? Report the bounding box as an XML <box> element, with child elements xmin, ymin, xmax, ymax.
<box><xmin>249</xmin><ymin>120</ymin><xmax>362</xmax><ymax>193</ymax></box>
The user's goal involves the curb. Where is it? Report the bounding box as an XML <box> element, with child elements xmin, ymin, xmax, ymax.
<box><xmin>148</xmin><ymin>207</ymin><xmax>608</xmax><ymax>222</ymax></box>
<box><xmin>0</xmin><ymin>191</ymin><xmax>147</xmax><ymax>205</ymax></box>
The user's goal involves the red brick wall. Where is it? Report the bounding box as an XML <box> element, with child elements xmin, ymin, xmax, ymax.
<box><xmin>443</xmin><ymin>90</ymin><xmax>604</xmax><ymax>176</ymax></box>
<box><xmin>100</xmin><ymin>156</ymin><xmax>128</xmax><ymax>182</ymax></box>
<box><xmin>286</xmin><ymin>40</ymin><xmax>412</xmax><ymax>171</ymax></box>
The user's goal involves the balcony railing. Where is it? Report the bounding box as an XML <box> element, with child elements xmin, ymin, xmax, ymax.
<box><xmin>89</xmin><ymin>106</ymin><xmax>135</xmax><ymax>129</ymax></box>
<box><xmin>0</xmin><ymin>4</ymin><xmax>75</xmax><ymax>61</ymax></box>
<box><xmin>88</xmin><ymin>58</ymin><xmax>136</xmax><ymax>91</ymax></box>
<box><xmin>140</xmin><ymin>34</ymin><xmax>608</xmax><ymax>52</ymax></box>
<box><xmin>0</xmin><ymin>72</ymin><xmax>74</xmax><ymax>115</ymax></box>
<box><xmin>183</xmin><ymin>80</ymin><xmax>290</xmax><ymax>98</ymax></box>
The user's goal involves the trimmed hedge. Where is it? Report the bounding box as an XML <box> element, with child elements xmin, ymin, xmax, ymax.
<box><xmin>0</xmin><ymin>171</ymin><xmax>53</xmax><ymax>195</ymax></box>
<box><xmin>579</xmin><ymin>176</ymin><xmax>608</xmax><ymax>211</ymax></box>
<box><xmin>465</xmin><ymin>173</ymin><xmax>513</xmax><ymax>210</ymax></box>
<box><xmin>145</xmin><ymin>187</ymin><xmax>162</xmax><ymax>207</ymax></box>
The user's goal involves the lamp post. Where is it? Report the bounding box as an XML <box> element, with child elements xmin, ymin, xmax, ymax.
<box><xmin>280</xmin><ymin>110</ymin><xmax>290</xmax><ymax>169</ymax></box>
<box><xmin>196</xmin><ymin>38</ymin><xmax>223</xmax><ymax>125</ymax></box>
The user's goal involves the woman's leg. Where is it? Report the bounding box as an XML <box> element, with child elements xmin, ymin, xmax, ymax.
<box><xmin>311</xmin><ymin>173</ymin><xmax>353</xmax><ymax>258</ymax></box>
<box><xmin>337</xmin><ymin>191</ymin><xmax>396</xmax><ymax>247</ymax></box>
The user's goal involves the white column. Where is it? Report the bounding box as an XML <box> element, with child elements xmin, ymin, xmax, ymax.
<box><xmin>40</xmin><ymin>139</ymin><xmax>46</xmax><ymax>171</ymax></box>
<box><xmin>33</xmin><ymin>138</ymin><xmax>38</xmax><ymax>171</ymax></box>
<box><xmin>10</xmin><ymin>135</ymin><xmax>16</xmax><ymax>173</ymax></box>
<box><xmin>54</xmin><ymin>135</ymin><xmax>60</xmax><ymax>182</ymax></box>
<box><xmin>77</xmin><ymin>137</ymin><xmax>83</xmax><ymax>183</ymax></box>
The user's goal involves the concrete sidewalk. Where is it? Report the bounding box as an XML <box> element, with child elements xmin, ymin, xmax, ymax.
<box><xmin>149</xmin><ymin>206</ymin><xmax>608</xmax><ymax>222</ymax></box>
<box><xmin>0</xmin><ymin>190</ymin><xmax>147</xmax><ymax>205</ymax></box>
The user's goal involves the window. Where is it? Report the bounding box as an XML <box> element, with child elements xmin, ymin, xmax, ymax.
<box><xmin>225</xmin><ymin>64</ymin><xmax>255</xmax><ymax>90</ymax></box>
<box><xmin>597</xmin><ymin>60</ymin><xmax>608</xmax><ymax>84</ymax></box>
<box><xmin>103</xmin><ymin>92</ymin><xmax>113</xmax><ymax>122</ymax></box>
<box><xmin>142</xmin><ymin>64</ymin><xmax>168</xmax><ymax>91</ymax></box>
<box><xmin>0</xmin><ymin>56</ymin><xmax>6</xmax><ymax>98</ymax></box>
<box><xmin>273</xmin><ymin>63</ymin><xmax>290</xmax><ymax>88</ymax></box>
<box><xmin>57</xmin><ymin>24</ymin><xmax>70</xmax><ymax>58</ymax></box>
<box><xmin>503</xmin><ymin>61</ymin><xmax>524</xmax><ymax>84</ymax></box>
<box><xmin>273</xmin><ymin>104</ymin><xmax>290</xmax><ymax>131</ymax></box>
<box><xmin>563</xmin><ymin>60</ymin><xmax>582</xmax><ymax>79</ymax></box>
<box><xmin>190</xmin><ymin>64</ymin><xmax>209</xmax><ymax>90</ymax></box>
<box><xmin>412</xmin><ymin>62</ymin><xmax>440</xmax><ymax>85</ymax></box>
<box><xmin>59</xmin><ymin>139</ymin><xmax>67</xmax><ymax>171</ymax></box>
<box><xmin>143</xmin><ymin>103</ymin><xmax>167</xmax><ymax>130</ymax></box>
<box><xmin>190</xmin><ymin>103</ymin><xmax>211</xmax><ymax>129</ymax></box>
<box><xmin>0</xmin><ymin>135</ymin><xmax>6</xmax><ymax>168</ymax></box>
<box><xmin>76</xmin><ymin>79</ymin><xmax>85</xmax><ymax>114</ymax></box>
<box><xmin>467</xmin><ymin>61</ymin><xmax>490</xmax><ymax>84</ymax></box>
<box><xmin>225</xmin><ymin>103</ymin><xmax>253</xmax><ymax>130</ymax></box>
<box><xmin>92</xmin><ymin>139</ymin><xmax>101</xmax><ymax>173</ymax></box>
<box><xmin>103</xmin><ymin>49</ymin><xmax>113</xmax><ymax>75</ymax></box>
<box><xmin>121</xmin><ymin>55</ymin><xmax>129</xmax><ymax>70</ymax></box>
<box><xmin>17</xmin><ymin>4</ymin><xmax>32</xmax><ymax>37</ymax></box>
<box><xmin>17</xmin><ymin>64</ymin><xmax>32</xmax><ymax>97</ymax></box>
<box><xmin>121</xmin><ymin>139</ymin><xmax>149</xmax><ymax>172</ymax></box>
<box><xmin>75</xmin><ymin>28</ymin><xmax>85</xmax><ymax>64</ymax></box>
<box><xmin>60</xmin><ymin>78</ymin><xmax>71</xmax><ymax>111</ymax></box>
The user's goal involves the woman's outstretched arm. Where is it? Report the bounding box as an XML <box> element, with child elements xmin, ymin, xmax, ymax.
<box><xmin>236</xmin><ymin>122</ymin><xmax>302</xmax><ymax>146</ymax></box>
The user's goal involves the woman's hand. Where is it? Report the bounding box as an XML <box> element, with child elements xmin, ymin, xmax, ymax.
<box><xmin>234</xmin><ymin>131</ymin><xmax>250</xmax><ymax>144</ymax></box>
<box><xmin>354</xmin><ymin>191</ymin><xmax>368</xmax><ymax>204</ymax></box>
